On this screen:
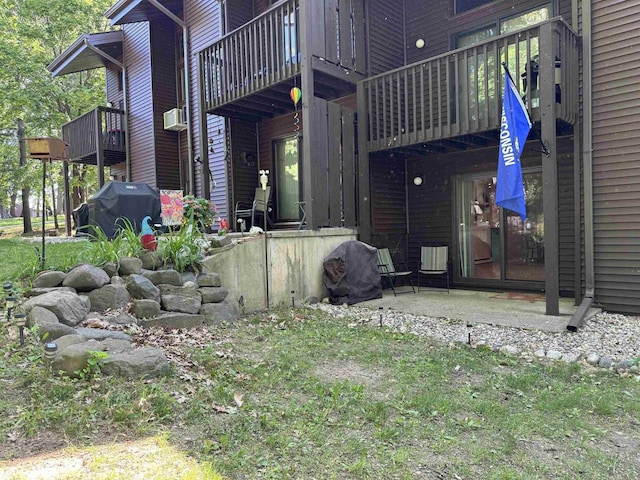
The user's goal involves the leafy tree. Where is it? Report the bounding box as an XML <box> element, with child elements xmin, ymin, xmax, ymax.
<box><xmin>0</xmin><ymin>0</ymin><xmax>113</xmax><ymax>231</ymax></box>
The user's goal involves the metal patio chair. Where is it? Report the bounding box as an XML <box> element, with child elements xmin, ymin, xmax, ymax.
<box><xmin>418</xmin><ymin>245</ymin><xmax>449</xmax><ymax>293</ymax></box>
<box><xmin>377</xmin><ymin>247</ymin><xmax>415</xmax><ymax>296</ymax></box>
<box><xmin>234</xmin><ymin>187</ymin><xmax>273</xmax><ymax>229</ymax></box>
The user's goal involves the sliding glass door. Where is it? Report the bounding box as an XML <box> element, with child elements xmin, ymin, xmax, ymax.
<box><xmin>455</xmin><ymin>170</ymin><xmax>544</xmax><ymax>284</ymax></box>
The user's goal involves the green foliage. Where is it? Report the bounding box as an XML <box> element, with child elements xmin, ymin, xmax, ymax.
<box><xmin>158</xmin><ymin>221</ymin><xmax>206</xmax><ymax>273</ymax></box>
<box><xmin>74</xmin><ymin>350</ymin><xmax>109</xmax><ymax>381</ymax></box>
<box><xmin>183</xmin><ymin>196</ymin><xmax>217</xmax><ymax>230</ymax></box>
<box><xmin>84</xmin><ymin>218</ymin><xmax>144</xmax><ymax>266</ymax></box>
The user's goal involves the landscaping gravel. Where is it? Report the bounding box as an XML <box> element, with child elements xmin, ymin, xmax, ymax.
<box><xmin>311</xmin><ymin>303</ymin><xmax>640</xmax><ymax>374</ymax></box>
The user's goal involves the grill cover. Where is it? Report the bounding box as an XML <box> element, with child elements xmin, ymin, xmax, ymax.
<box><xmin>323</xmin><ymin>240</ymin><xmax>382</xmax><ymax>305</ymax></box>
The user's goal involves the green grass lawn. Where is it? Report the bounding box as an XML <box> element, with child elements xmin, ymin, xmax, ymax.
<box><xmin>1</xmin><ymin>308</ymin><xmax>639</xmax><ymax>479</ymax></box>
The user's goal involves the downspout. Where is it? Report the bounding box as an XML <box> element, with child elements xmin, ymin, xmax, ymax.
<box><xmin>568</xmin><ymin>0</ymin><xmax>594</xmax><ymax>331</ymax></box>
<box><xmin>82</xmin><ymin>40</ymin><xmax>131</xmax><ymax>180</ymax></box>
<box><xmin>145</xmin><ymin>0</ymin><xmax>194</xmax><ymax>194</ymax></box>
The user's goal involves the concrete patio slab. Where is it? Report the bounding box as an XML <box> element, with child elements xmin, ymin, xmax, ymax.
<box><xmin>357</xmin><ymin>288</ymin><xmax>601</xmax><ymax>333</ymax></box>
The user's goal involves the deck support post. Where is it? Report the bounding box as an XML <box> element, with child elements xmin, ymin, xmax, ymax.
<box><xmin>539</xmin><ymin>22</ymin><xmax>559</xmax><ymax>316</ymax></box>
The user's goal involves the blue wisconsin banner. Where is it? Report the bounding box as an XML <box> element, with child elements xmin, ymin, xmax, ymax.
<box><xmin>496</xmin><ymin>69</ymin><xmax>532</xmax><ymax>221</ymax></box>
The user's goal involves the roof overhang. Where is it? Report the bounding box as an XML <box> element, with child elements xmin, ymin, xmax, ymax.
<box><xmin>106</xmin><ymin>0</ymin><xmax>183</xmax><ymax>26</ymax></box>
<box><xmin>47</xmin><ymin>31</ymin><xmax>124</xmax><ymax>77</ymax></box>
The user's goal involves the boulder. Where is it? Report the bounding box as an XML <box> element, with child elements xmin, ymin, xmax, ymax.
<box><xmin>25</xmin><ymin>287</ymin><xmax>77</xmax><ymax>298</ymax></box>
<box><xmin>118</xmin><ymin>257</ymin><xmax>143</xmax><ymax>276</ymax></box>
<box><xmin>102</xmin><ymin>347</ymin><xmax>170</xmax><ymax>378</ymax></box>
<box><xmin>181</xmin><ymin>271</ymin><xmax>198</xmax><ymax>286</ymax></box>
<box><xmin>27</xmin><ymin>306</ymin><xmax>76</xmax><ymax>341</ymax></box>
<box><xmin>74</xmin><ymin>327</ymin><xmax>132</xmax><ymax>342</ymax></box>
<box><xmin>23</xmin><ymin>290</ymin><xmax>90</xmax><ymax>327</ymax></box>
<box><xmin>87</xmin><ymin>284</ymin><xmax>131</xmax><ymax>312</ymax></box>
<box><xmin>139</xmin><ymin>312</ymin><xmax>205</xmax><ymax>329</ymax></box>
<box><xmin>200</xmin><ymin>286</ymin><xmax>228</xmax><ymax>304</ymax></box>
<box><xmin>139</xmin><ymin>250</ymin><xmax>163</xmax><ymax>270</ymax></box>
<box><xmin>159</xmin><ymin>284</ymin><xmax>202</xmax><ymax>314</ymax></box>
<box><xmin>33</xmin><ymin>271</ymin><xmax>66</xmax><ymax>288</ymax></box>
<box><xmin>200</xmin><ymin>300</ymin><xmax>241</xmax><ymax>325</ymax></box>
<box><xmin>142</xmin><ymin>269</ymin><xmax>183</xmax><ymax>286</ymax></box>
<box><xmin>51</xmin><ymin>339</ymin><xmax>106</xmax><ymax>377</ymax></box>
<box><xmin>105</xmin><ymin>312</ymin><xmax>138</xmax><ymax>326</ymax></box>
<box><xmin>125</xmin><ymin>274</ymin><xmax>161</xmax><ymax>302</ymax></box>
<box><xmin>52</xmin><ymin>334</ymin><xmax>87</xmax><ymax>353</ymax></box>
<box><xmin>110</xmin><ymin>275</ymin><xmax>125</xmax><ymax>285</ymax></box>
<box><xmin>100</xmin><ymin>338</ymin><xmax>134</xmax><ymax>354</ymax></box>
<box><xmin>161</xmin><ymin>294</ymin><xmax>202</xmax><ymax>314</ymax></box>
<box><xmin>102</xmin><ymin>262</ymin><xmax>118</xmax><ymax>278</ymax></box>
<box><xmin>62</xmin><ymin>264</ymin><xmax>110</xmax><ymax>292</ymax></box>
<box><xmin>132</xmin><ymin>299</ymin><xmax>162</xmax><ymax>319</ymax></box>
<box><xmin>197</xmin><ymin>273</ymin><xmax>221</xmax><ymax>287</ymax></box>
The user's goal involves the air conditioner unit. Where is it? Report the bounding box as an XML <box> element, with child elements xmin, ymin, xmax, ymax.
<box><xmin>163</xmin><ymin>108</ymin><xmax>187</xmax><ymax>131</ymax></box>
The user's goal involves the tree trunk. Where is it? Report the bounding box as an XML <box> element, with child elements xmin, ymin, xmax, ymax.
<box><xmin>9</xmin><ymin>194</ymin><xmax>17</xmax><ymax>217</ymax></box>
<box><xmin>72</xmin><ymin>164</ymin><xmax>82</xmax><ymax>209</ymax></box>
<box><xmin>17</xmin><ymin>119</ymin><xmax>33</xmax><ymax>234</ymax></box>
<box><xmin>48</xmin><ymin>170</ymin><xmax>59</xmax><ymax>229</ymax></box>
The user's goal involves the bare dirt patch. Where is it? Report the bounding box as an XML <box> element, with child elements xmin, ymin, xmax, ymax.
<box><xmin>312</xmin><ymin>359</ymin><xmax>392</xmax><ymax>400</ymax></box>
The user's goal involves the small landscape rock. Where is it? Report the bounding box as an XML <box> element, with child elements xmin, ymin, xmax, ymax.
<box><xmin>143</xmin><ymin>269</ymin><xmax>183</xmax><ymax>286</ymax></box>
<box><xmin>598</xmin><ymin>356</ymin><xmax>613</xmax><ymax>369</ymax></box>
<box><xmin>111</xmin><ymin>275</ymin><xmax>125</xmax><ymax>285</ymax></box>
<box><xmin>161</xmin><ymin>294</ymin><xmax>202</xmax><ymax>314</ymax></box>
<box><xmin>88</xmin><ymin>284</ymin><xmax>131</xmax><ymax>312</ymax></box>
<box><xmin>23</xmin><ymin>290</ymin><xmax>90</xmax><ymax>327</ymax></box>
<box><xmin>132</xmin><ymin>299</ymin><xmax>162</xmax><ymax>319</ymax></box>
<box><xmin>52</xmin><ymin>339</ymin><xmax>105</xmax><ymax>377</ymax></box>
<box><xmin>33</xmin><ymin>271</ymin><xmax>66</xmax><ymax>288</ymax></box>
<box><xmin>586</xmin><ymin>352</ymin><xmax>600</xmax><ymax>366</ymax></box>
<box><xmin>533</xmin><ymin>349</ymin><xmax>546</xmax><ymax>358</ymax></box>
<box><xmin>27</xmin><ymin>306</ymin><xmax>76</xmax><ymax>341</ymax></box>
<box><xmin>139</xmin><ymin>250</ymin><xmax>162</xmax><ymax>270</ymax></box>
<box><xmin>63</xmin><ymin>264</ymin><xmax>110</xmax><ymax>292</ymax></box>
<box><xmin>74</xmin><ymin>327</ymin><xmax>132</xmax><ymax>342</ymax></box>
<box><xmin>200</xmin><ymin>286</ymin><xmax>228</xmax><ymax>304</ymax></box>
<box><xmin>139</xmin><ymin>312</ymin><xmax>205</xmax><ymax>329</ymax></box>
<box><xmin>500</xmin><ymin>345</ymin><xmax>519</xmax><ymax>356</ymax></box>
<box><xmin>105</xmin><ymin>312</ymin><xmax>137</xmax><ymax>325</ymax></box>
<box><xmin>118</xmin><ymin>257</ymin><xmax>143</xmax><ymax>276</ymax></box>
<box><xmin>53</xmin><ymin>334</ymin><xmax>88</xmax><ymax>353</ymax></box>
<box><xmin>181</xmin><ymin>272</ymin><xmax>198</xmax><ymax>286</ymax></box>
<box><xmin>197</xmin><ymin>273</ymin><xmax>221</xmax><ymax>287</ymax></box>
<box><xmin>546</xmin><ymin>350</ymin><xmax>562</xmax><ymax>360</ymax></box>
<box><xmin>200</xmin><ymin>300</ymin><xmax>241</xmax><ymax>325</ymax></box>
<box><xmin>103</xmin><ymin>262</ymin><xmax>118</xmax><ymax>277</ymax></box>
<box><xmin>562</xmin><ymin>353</ymin><xmax>579</xmax><ymax>363</ymax></box>
<box><xmin>102</xmin><ymin>347</ymin><xmax>170</xmax><ymax>378</ymax></box>
<box><xmin>126</xmin><ymin>274</ymin><xmax>161</xmax><ymax>302</ymax></box>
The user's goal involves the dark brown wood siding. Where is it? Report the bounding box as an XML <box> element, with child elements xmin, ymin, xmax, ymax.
<box><xmin>366</xmin><ymin>0</ymin><xmax>405</xmax><ymax>75</ymax></box>
<box><xmin>591</xmin><ymin>0</ymin><xmax>640</xmax><ymax>314</ymax></box>
<box><xmin>229</xmin><ymin>119</ymin><xmax>259</xmax><ymax>223</ymax></box>
<box><xmin>404</xmin><ymin>0</ymin><xmax>573</xmax><ymax>64</ymax></box>
<box><xmin>370</xmin><ymin>152</ymin><xmax>407</xmax><ymax>237</ymax></box>
<box><xmin>186</xmin><ymin>0</ymin><xmax>227</xmax><ymax>218</ymax></box>
<box><xmin>226</xmin><ymin>0</ymin><xmax>254</xmax><ymax>31</ymax></box>
<box><xmin>124</xmin><ymin>22</ymin><xmax>156</xmax><ymax>186</ymax></box>
<box><xmin>403</xmin><ymin>137</ymin><xmax>575</xmax><ymax>293</ymax></box>
<box><xmin>150</xmin><ymin>19</ymin><xmax>180</xmax><ymax>189</ymax></box>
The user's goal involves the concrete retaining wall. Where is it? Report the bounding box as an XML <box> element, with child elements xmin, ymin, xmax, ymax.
<box><xmin>201</xmin><ymin>228</ymin><xmax>358</xmax><ymax>313</ymax></box>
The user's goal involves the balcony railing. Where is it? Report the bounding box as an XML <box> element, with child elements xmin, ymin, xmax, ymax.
<box><xmin>62</xmin><ymin>106</ymin><xmax>125</xmax><ymax>162</ymax></box>
<box><xmin>200</xmin><ymin>0</ymin><xmax>301</xmax><ymax>112</ymax></box>
<box><xmin>360</xmin><ymin>18</ymin><xmax>579</xmax><ymax>152</ymax></box>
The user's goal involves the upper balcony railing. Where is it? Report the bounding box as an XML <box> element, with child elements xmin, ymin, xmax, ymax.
<box><xmin>360</xmin><ymin>18</ymin><xmax>579</xmax><ymax>152</ymax></box>
<box><xmin>62</xmin><ymin>106</ymin><xmax>125</xmax><ymax>162</ymax></box>
<box><xmin>200</xmin><ymin>0</ymin><xmax>301</xmax><ymax>112</ymax></box>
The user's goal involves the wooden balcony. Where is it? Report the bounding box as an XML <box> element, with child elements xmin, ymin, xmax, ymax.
<box><xmin>62</xmin><ymin>106</ymin><xmax>126</xmax><ymax>165</ymax></box>
<box><xmin>199</xmin><ymin>0</ymin><xmax>300</xmax><ymax>120</ymax></box>
<box><xmin>199</xmin><ymin>0</ymin><xmax>366</xmax><ymax>120</ymax></box>
<box><xmin>359</xmin><ymin>18</ymin><xmax>580</xmax><ymax>154</ymax></box>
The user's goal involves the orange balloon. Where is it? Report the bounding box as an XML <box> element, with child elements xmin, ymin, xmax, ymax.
<box><xmin>290</xmin><ymin>87</ymin><xmax>301</xmax><ymax>106</ymax></box>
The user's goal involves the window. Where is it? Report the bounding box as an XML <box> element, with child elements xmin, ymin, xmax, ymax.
<box><xmin>273</xmin><ymin>137</ymin><xmax>301</xmax><ymax>222</ymax></box>
<box><xmin>454</xmin><ymin>0</ymin><xmax>495</xmax><ymax>15</ymax></box>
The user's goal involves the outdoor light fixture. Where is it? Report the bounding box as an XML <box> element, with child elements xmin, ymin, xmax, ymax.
<box><xmin>44</xmin><ymin>342</ymin><xmax>58</xmax><ymax>373</ymax></box>
<box><xmin>5</xmin><ymin>296</ymin><xmax>16</xmax><ymax>323</ymax></box>
<box><xmin>237</xmin><ymin>218</ymin><xmax>246</xmax><ymax>234</ymax></box>
<box><xmin>3</xmin><ymin>282</ymin><xmax>13</xmax><ymax>294</ymax></box>
<box><xmin>413</xmin><ymin>176</ymin><xmax>423</xmax><ymax>186</ymax></box>
<box><xmin>14</xmin><ymin>312</ymin><xmax>27</xmax><ymax>347</ymax></box>
<box><xmin>291</xmin><ymin>290</ymin><xmax>295</xmax><ymax>309</ymax></box>
<box><xmin>415</xmin><ymin>38</ymin><xmax>425</xmax><ymax>49</ymax></box>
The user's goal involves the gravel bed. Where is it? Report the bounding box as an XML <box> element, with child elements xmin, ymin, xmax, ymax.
<box><xmin>310</xmin><ymin>303</ymin><xmax>640</xmax><ymax>374</ymax></box>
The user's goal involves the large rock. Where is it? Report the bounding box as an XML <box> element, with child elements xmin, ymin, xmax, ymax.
<box><xmin>62</xmin><ymin>264</ymin><xmax>110</xmax><ymax>292</ymax></box>
<box><xmin>139</xmin><ymin>312</ymin><xmax>205</xmax><ymax>329</ymax></box>
<box><xmin>105</xmin><ymin>312</ymin><xmax>138</xmax><ymax>326</ymax></box>
<box><xmin>102</xmin><ymin>347</ymin><xmax>170</xmax><ymax>378</ymax></box>
<box><xmin>52</xmin><ymin>334</ymin><xmax>87</xmax><ymax>353</ymax></box>
<box><xmin>102</xmin><ymin>262</ymin><xmax>118</xmax><ymax>277</ymax></box>
<box><xmin>100</xmin><ymin>338</ymin><xmax>134</xmax><ymax>354</ymax></box>
<box><xmin>23</xmin><ymin>290</ymin><xmax>90</xmax><ymax>327</ymax></box>
<box><xmin>197</xmin><ymin>273</ymin><xmax>221</xmax><ymax>287</ymax></box>
<box><xmin>200</xmin><ymin>287</ymin><xmax>228</xmax><ymax>304</ymax></box>
<box><xmin>33</xmin><ymin>271</ymin><xmax>66</xmax><ymax>288</ymax></box>
<box><xmin>27</xmin><ymin>306</ymin><xmax>76</xmax><ymax>341</ymax></box>
<box><xmin>181</xmin><ymin>271</ymin><xmax>198</xmax><ymax>286</ymax></box>
<box><xmin>75</xmin><ymin>327</ymin><xmax>132</xmax><ymax>342</ymax></box>
<box><xmin>25</xmin><ymin>287</ymin><xmax>77</xmax><ymax>298</ymax></box>
<box><xmin>142</xmin><ymin>269</ymin><xmax>183</xmax><ymax>286</ymax></box>
<box><xmin>159</xmin><ymin>284</ymin><xmax>201</xmax><ymax>313</ymax></box>
<box><xmin>200</xmin><ymin>300</ymin><xmax>241</xmax><ymax>325</ymax></box>
<box><xmin>161</xmin><ymin>294</ymin><xmax>202</xmax><ymax>314</ymax></box>
<box><xmin>125</xmin><ymin>274</ymin><xmax>161</xmax><ymax>302</ymax></box>
<box><xmin>51</xmin><ymin>339</ymin><xmax>106</xmax><ymax>377</ymax></box>
<box><xmin>132</xmin><ymin>299</ymin><xmax>162</xmax><ymax>319</ymax></box>
<box><xmin>87</xmin><ymin>284</ymin><xmax>131</xmax><ymax>312</ymax></box>
<box><xmin>139</xmin><ymin>250</ymin><xmax>162</xmax><ymax>270</ymax></box>
<box><xmin>118</xmin><ymin>257</ymin><xmax>143</xmax><ymax>276</ymax></box>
